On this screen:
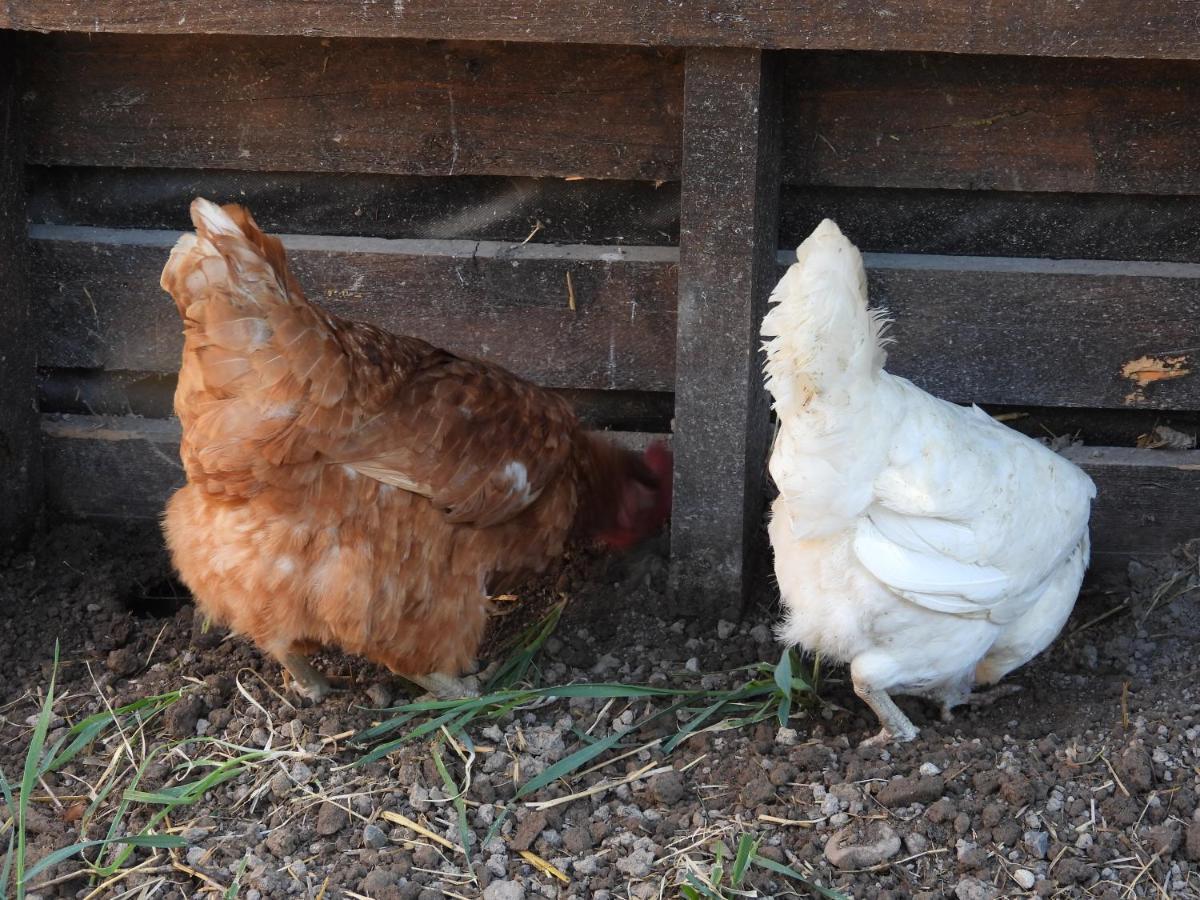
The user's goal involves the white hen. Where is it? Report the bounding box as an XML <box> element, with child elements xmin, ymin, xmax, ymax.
<box><xmin>762</xmin><ymin>220</ymin><xmax>1096</xmax><ymax>745</ymax></box>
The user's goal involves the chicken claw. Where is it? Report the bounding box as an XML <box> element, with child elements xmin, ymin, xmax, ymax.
<box><xmin>280</xmin><ymin>652</ymin><xmax>333</xmax><ymax>703</ymax></box>
<box><xmin>409</xmin><ymin>672</ymin><xmax>480</xmax><ymax>700</ymax></box>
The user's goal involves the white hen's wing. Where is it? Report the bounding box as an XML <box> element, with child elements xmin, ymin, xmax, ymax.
<box><xmin>852</xmin><ymin>379</ymin><xmax>1095</xmax><ymax>625</ymax></box>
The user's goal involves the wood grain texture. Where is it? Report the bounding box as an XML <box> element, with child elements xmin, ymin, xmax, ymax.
<box><xmin>27</xmin><ymin>166</ymin><xmax>682</xmax><ymax>245</ymax></box>
<box><xmin>0</xmin><ymin>36</ymin><xmax>39</xmax><ymax>547</ymax></box>
<box><xmin>30</xmin><ymin>226</ymin><xmax>679</xmax><ymax>392</ymax></box>
<box><xmin>1062</xmin><ymin>446</ymin><xmax>1200</xmax><ymax>568</ymax></box>
<box><xmin>783</xmin><ymin>52</ymin><xmax>1200</xmax><ymax>195</ymax></box>
<box><xmin>4</xmin><ymin>1</ymin><xmax>1199</xmax><ymax>59</ymax></box>
<box><xmin>42</xmin><ymin>416</ymin><xmax>1197</xmax><ymax>574</ymax></box>
<box><xmin>34</xmin><ymin>226</ymin><xmax>1200</xmax><ymax>413</ymax></box>
<box><xmin>781</xmin><ymin>186</ymin><xmax>1200</xmax><ymax>264</ymax></box>
<box><xmin>670</xmin><ymin>48</ymin><xmax>781</xmax><ymax>615</ymax></box>
<box><xmin>22</xmin><ymin>34</ymin><xmax>683</xmax><ymax>180</ymax></box>
<box><xmin>860</xmin><ymin>254</ymin><xmax>1200</xmax><ymax>412</ymax></box>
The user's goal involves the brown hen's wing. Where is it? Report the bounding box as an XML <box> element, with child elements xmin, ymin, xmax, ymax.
<box><xmin>164</xmin><ymin>198</ymin><xmax>579</xmax><ymax>522</ymax></box>
<box><xmin>340</xmin><ymin>343</ymin><xmax>580</xmax><ymax>528</ymax></box>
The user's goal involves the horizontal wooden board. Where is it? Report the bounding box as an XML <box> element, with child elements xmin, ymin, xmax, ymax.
<box><xmin>781</xmin><ymin>186</ymin><xmax>1200</xmax><ymax>264</ymax></box>
<box><xmin>40</xmin><ymin>414</ymin><xmax>663</xmax><ymax>519</ymax></box>
<box><xmin>1061</xmin><ymin>446</ymin><xmax>1200</xmax><ymax>568</ymax></box>
<box><xmin>27</xmin><ymin>166</ymin><xmax>682</xmax><ymax>245</ymax></box>
<box><xmin>783</xmin><ymin>52</ymin><xmax>1200</xmax><ymax>195</ymax></box>
<box><xmin>856</xmin><ymin>253</ymin><xmax>1200</xmax><ymax>411</ymax></box>
<box><xmin>35</xmin><ymin>369</ymin><xmax>675</xmax><ymax>432</ymax></box>
<box><xmin>42</xmin><ymin>415</ymin><xmax>1200</xmax><ymax>573</ymax></box>
<box><xmin>4</xmin><ymin>2</ymin><xmax>1199</xmax><ymax>59</ymax></box>
<box><xmin>21</xmin><ymin>34</ymin><xmax>682</xmax><ymax>180</ymax></box>
<box><xmin>31</xmin><ymin>226</ymin><xmax>678</xmax><ymax>392</ymax></box>
<box><xmin>33</xmin><ymin>225</ymin><xmax>1200</xmax><ymax>411</ymax></box>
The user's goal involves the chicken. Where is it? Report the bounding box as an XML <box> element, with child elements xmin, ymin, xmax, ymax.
<box><xmin>160</xmin><ymin>199</ymin><xmax>672</xmax><ymax>701</ymax></box>
<box><xmin>761</xmin><ymin>220</ymin><xmax>1095</xmax><ymax>745</ymax></box>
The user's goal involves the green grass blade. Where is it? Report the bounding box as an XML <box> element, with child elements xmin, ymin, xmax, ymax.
<box><xmin>750</xmin><ymin>854</ymin><xmax>849</xmax><ymax>900</ymax></box>
<box><xmin>485</xmin><ymin>602</ymin><xmax>564</xmax><ymax>692</ymax></box>
<box><xmin>18</xmin><ymin>642</ymin><xmax>60</xmax><ymax>899</ymax></box>
<box><xmin>1</xmin><ymin>831</ymin><xmax>14</xmax><ymax>900</ymax></box>
<box><xmin>730</xmin><ymin>834</ymin><xmax>758</xmax><ymax>887</ymax></box>
<box><xmin>773</xmin><ymin>647</ymin><xmax>793</xmax><ymax>726</ymax></box>
<box><xmin>432</xmin><ymin>740</ymin><xmax>471</xmax><ymax>865</ymax></box>
<box><xmin>225</xmin><ymin>853</ymin><xmax>250</xmax><ymax>899</ymax></box>
<box><xmin>23</xmin><ymin>835</ymin><xmax>186</xmax><ymax>883</ymax></box>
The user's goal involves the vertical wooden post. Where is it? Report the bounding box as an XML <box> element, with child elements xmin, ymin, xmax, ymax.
<box><xmin>670</xmin><ymin>48</ymin><xmax>781</xmax><ymax>616</ymax></box>
<box><xmin>0</xmin><ymin>32</ymin><xmax>38</xmax><ymax>547</ymax></box>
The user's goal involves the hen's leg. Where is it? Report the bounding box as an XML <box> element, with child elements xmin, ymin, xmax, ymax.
<box><xmin>851</xmin><ymin>658</ymin><xmax>919</xmax><ymax>746</ymax></box>
<box><xmin>409</xmin><ymin>672</ymin><xmax>480</xmax><ymax>700</ymax></box>
<box><xmin>273</xmin><ymin>647</ymin><xmax>332</xmax><ymax>703</ymax></box>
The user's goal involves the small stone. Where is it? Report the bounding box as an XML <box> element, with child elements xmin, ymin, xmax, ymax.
<box><xmin>361</xmin><ymin>870</ymin><xmax>396</xmax><ymax>894</ymax></box>
<box><xmin>1118</xmin><ymin>746</ymin><xmax>1154</xmax><ymax>793</ymax></box>
<box><xmin>265</xmin><ymin>827</ymin><xmax>299</xmax><ymax>858</ymax></box>
<box><xmin>616</xmin><ymin>844</ymin><xmax>656</xmax><ymax>878</ymax></box>
<box><xmin>749</xmin><ymin>624</ymin><xmax>771</xmax><ymax>644</ymax></box>
<box><xmin>824</xmin><ymin>821</ymin><xmax>901</xmax><ymax>870</ymax></box>
<box><xmin>164</xmin><ymin>694</ymin><xmax>205</xmax><ymax>739</ymax></box>
<box><xmin>717</xmin><ymin>620</ymin><xmax>736</xmax><ymax>640</ymax></box>
<box><xmin>483</xmin><ymin>881</ymin><xmax>526</xmax><ymax>900</ymax></box>
<box><xmin>365</xmin><ymin>683</ymin><xmax>392</xmax><ymax>708</ymax></box>
<box><xmin>877</xmin><ymin>775</ymin><xmax>944</xmax><ymax>807</ymax></box>
<box><xmin>562</xmin><ymin>826</ymin><xmax>594</xmax><ymax>855</ymax></box>
<box><xmin>1023</xmin><ymin>830</ymin><xmax>1049</xmax><ymax>860</ymax></box>
<box><xmin>186</xmin><ymin>846</ymin><xmax>207</xmax><ymax>867</ymax></box>
<box><xmin>106</xmin><ymin>647</ymin><xmax>141</xmax><ymax>677</ymax></box>
<box><xmin>510</xmin><ymin>811</ymin><xmax>548</xmax><ymax>852</ymax></box>
<box><xmin>904</xmin><ymin>833</ymin><xmax>929</xmax><ymax>855</ymax></box>
<box><xmin>1013</xmin><ymin>869</ymin><xmax>1036</xmax><ymax>890</ymax></box>
<box><xmin>1186</xmin><ymin>822</ymin><xmax>1200</xmax><ymax>862</ymax></box>
<box><xmin>775</xmin><ymin>727</ymin><xmax>799</xmax><ymax>747</ymax></box>
<box><xmin>650</xmin><ymin>771</ymin><xmax>686</xmax><ymax>805</ymax></box>
<box><xmin>362</xmin><ymin>823</ymin><xmax>388</xmax><ymax>849</ymax></box>
<box><xmin>954</xmin><ymin>876</ymin><xmax>999</xmax><ymax>900</ymax></box>
<box><xmin>315</xmin><ymin>801</ymin><xmax>348</xmax><ymax>836</ymax></box>
<box><xmin>919</xmin><ymin>762</ymin><xmax>942</xmax><ymax>777</ymax></box>
<box><xmin>573</xmin><ymin>855</ymin><xmax>601</xmax><ymax>876</ymax></box>
<box><xmin>684</xmin><ymin>657</ymin><xmax>700</xmax><ymax>673</ymax></box>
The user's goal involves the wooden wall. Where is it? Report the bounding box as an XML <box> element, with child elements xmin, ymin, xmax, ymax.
<box><xmin>7</xmin><ymin>24</ymin><xmax>1200</xmax><ymax>599</ymax></box>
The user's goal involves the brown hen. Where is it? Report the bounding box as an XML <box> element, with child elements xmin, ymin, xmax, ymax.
<box><xmin>160</xmin><ymin>199</ymin><xmax>672</xmax><ymax>700</ymax></box>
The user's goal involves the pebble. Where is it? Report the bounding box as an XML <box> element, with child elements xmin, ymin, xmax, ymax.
<box><xmin>717</xmin><ymin>620</ymin><xmax>736</xmax><ymax>639</ymax></box>
<box><xmin>483</xmin><ymin>881</ymin><xmax>526</xmax><ymax>900</ymax></box>
<box><xmin>315</xmin><ymin>801</ymin><xmax>348</xmax><ymax>836</ymax></box>
<box><xmin>649</xmin><ymin>771</ymin><xmax>686</xmax><ymax>805</ymax></box>
<box><xmin>186</xmin><ymin>846</ymin><xmax>207</xmax><ymax>867</ymax></box>
<box><xmin>365</xmin><ymin>683</ymin><xmax>392</xmax><ymax>708</ymax></box>
<box><xmin>1023</xmin><ymin>830</ymin><xmax>1049</xmax><ymax>859</ymax></box>
<box><xmin>824</xmin><ymin>821</ymin><xmax>901</xmax><ymax>870</ymax></box>
<box><xmin>1013</xmin><ymin>869</ymin><xmax>1036</xmax><ymax>890</ymax></box>
<box><xmin>775</xmin><ymin>727</ymin><xmax>798</xmax><ymax>747</ymax></box>
<box><xmin>362</xmin><ymin>823</ymin><xmax>388</xmax><ymax>849</ymax></box>
<box><xmin>954</xmin><ymin>876</ymin><xmax>999</xmax><ymax>900</ymax></box>
<box><xmin>919</xmin><ymin>761</ymin><xmax>942</xmax><ymax>776</ymax></box>
<box><xmin>684</xmin><ymin>657</ymin><xmax>700</xmax><ymax>673</ymax></box>
<box><xmin>615</xmin><ymin>841</ymin><xmax>657</xmax><ymax>878</ymax></box>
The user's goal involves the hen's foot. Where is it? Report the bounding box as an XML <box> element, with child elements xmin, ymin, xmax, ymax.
<box><xmin>409</xmin><ymin>672</ymin><xmax>480</xmax><ymax>700</ymax></box>
<box><xmin>852</xmin><ymin>680</ymin><xmax>920</xmax><ymax>746</ymax></box>
<box><xmin>281</xmin><ymin>653</ymin><xmax>333</xmax><ymax>703</ymax></box>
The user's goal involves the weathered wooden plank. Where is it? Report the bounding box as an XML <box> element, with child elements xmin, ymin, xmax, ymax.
<box><xmin>30</xmin><ymin>226</ymin><xmax>678</xmax><ymax>392</ymax></box>
<box><xmin>670</xmin><ymin>48</ymin><xmax>781</xmax><ymax>615</ymax></box>
<box><xmin>40</xmin><ymin>415</ymin><xmax>666</xmax><ymax>520</ymax></box>
<box><xmin>1062</xmin><ymin>446</ymin><xmax>1200</xmax><ymax>568</ymax></box>
<box><xmin>4</xmin><ymin>1</ymin><xmax>1200</xmax><ymax>59</ymax></box>
<box><xmin>0</xmin><ymin>35</ymin><xmax>39</xmax><ymax>547</ymax></box>
<box><xmin>27</xmin><ymin>166</ymin><xmax>683</xmax><ymax>246</ymax></box>
<box><xmin>783</xmin><ymin>52</ymin><xmax>1200</xmax><ymax>195</ymax></box>
<box><xmin>42</xmin><ymin>416</ymin><xmax>1198</xmax><ymax>573</ymax></box>
<box><xmin>22</xmin><ymin>34</ymin><xmax>683</xmax><ymax>180</ymax></box>
<box><xmin>781</xmin><ymin>186</ymin><xmax>1200</xmax><ymax>264</ymax></box>
<box><xmin>858</xmin><ymin>254</ymin><xmax>1200</xmax><ymax>412</ymax></box>
<box><xmin>41</xmin><ymin>415</ymin><xmax>184</xmax><ymax>520</ymax></box>
<box><xmin>36</xmin><ymin>369</ymin><xmax>675</xmax><ymax>433</ymax></box>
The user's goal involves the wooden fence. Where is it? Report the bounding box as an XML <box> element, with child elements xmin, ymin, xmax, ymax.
<box><xmin>2</xmin><ymin>5</ymin><xmax>1199</xmax><ymax>615</ymax></box>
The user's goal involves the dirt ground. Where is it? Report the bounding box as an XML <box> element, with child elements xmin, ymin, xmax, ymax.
<box><xmin>0</xmin><ymin>521</ymin><xmax>1198</xmax><ymax>900</ymax></box>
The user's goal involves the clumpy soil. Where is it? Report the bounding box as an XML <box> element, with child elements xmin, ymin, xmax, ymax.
<box><xmin>1</xmin><ymin>521</ymin><xmax>1198</xmax><ymax>899</ymax></box>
